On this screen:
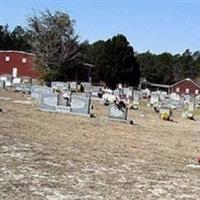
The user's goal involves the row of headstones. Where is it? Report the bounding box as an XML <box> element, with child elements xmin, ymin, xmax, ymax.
<box><xmin>51</xmin><ymin>81</ymin><xmax>92</xmax><ymax>92</ymax></box>
<box><xmin>152</xmin><ymin>94</ymin><xmax>196</xmax><ymax>120</ymax></box>
<box><xmin>31</xmin><ymin>84</ymin><xmax>129</xmax><ymax>120</ymax></box>
<box><xmin>0</xmin><ymin>74</ymin><xmax>32</xmax><ymax>88</ymax></box>
<box><xmin>102</xmin><ymin>87</ymin><xmax>141</xmax><ymax>104</ymax></box>
<box><xmin>31</xmin><ymin>85</ymin><xmax>91</xmax><ymax>116</ymax></box>
<box><xmin>149</xmin><ymin>91</ymin><xmax>198</xmax><ymax>110</ymax></box>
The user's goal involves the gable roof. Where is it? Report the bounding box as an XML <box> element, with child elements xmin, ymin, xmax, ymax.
<box><xmin>0</xmin><ymin>50</ymin><xmax>35</xmax><ymax>56</ymax></box>
<box><xmin>171</xmin><ymin>78</ymin><xmax>200</xmax><ymax>88</ymax></box>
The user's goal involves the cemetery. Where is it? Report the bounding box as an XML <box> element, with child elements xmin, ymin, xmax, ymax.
<box><xmin>1</xmin><ymin>3</ymin><xmax>200</xmax><ymax>199</ymax></box>
<box><xmin>1</xmin><ymin>82</ymin><xmax>200</xmax><ymax>199</ymax></box>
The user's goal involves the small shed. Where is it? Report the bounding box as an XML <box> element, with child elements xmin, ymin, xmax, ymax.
<box><xmin>0</xmin><ymin>50</ymin><xmax>39</xmax><ymax>78</ymax></box>
<box><xmin>170</xmin><ymin>78</ymin><xmax>200</xmax><ymax>95</ymax></box>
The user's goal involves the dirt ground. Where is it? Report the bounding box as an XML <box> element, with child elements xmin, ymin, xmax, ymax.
<box><xmin>0</xmin><ymin>90</ymin><xmax>200</xmax><ymax>200</ymax></box>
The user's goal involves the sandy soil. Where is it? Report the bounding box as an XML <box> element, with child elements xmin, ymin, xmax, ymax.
<box><xmin>0</xmin><ymin>90</ymin><xmax>200</xmax><ymax>200</ymax></box>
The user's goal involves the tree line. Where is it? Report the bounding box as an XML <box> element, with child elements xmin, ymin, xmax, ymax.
<box><xmin>1</xmin><ymin>10</ymin><xmax>200</xmax><ymax>88</ymax></box>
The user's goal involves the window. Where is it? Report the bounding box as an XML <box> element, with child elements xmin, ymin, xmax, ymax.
<box><xmin>22</xmin><ymin>58</ymin><xmax>27</xmax><ymax>63</ymax></box>
<box><xmin>5</xmin><ymin>56</ymin><xmax>10</xmax><ymax>62</ymax></box>
<box><xmin>195</xmin><ymin>90</ymin><xmax>199</xmax><ymax>95</ymax></box>
<box><xmin>12</xmin><ymin>68</ymin><xmax>18</xmax><ymax>78</ymax></box>
<box><xmin>176</xmin><ymin>87</ymin><xmax>180</xmax><ymax>93</ymax></box>
<box><xmin>185</xmin><ymin>88</ymin><xmax>189</xmax><ymax>94</ymax></box>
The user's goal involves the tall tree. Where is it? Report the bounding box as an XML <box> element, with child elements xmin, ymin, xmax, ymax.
<box><xmin>0</xmin><ymin>24</ymin><xmax>13</xmax><ymax>50</ymax></box>
<box><xmin>27</xmin><ymin>10</ymin><xmax>81</xmax><ymax>81</ymax></box>
<box><xmin>83</xmin><ymin>35</ymin><xmax>140</xmax><ymax>89</ymax></box>
<box><xmin>10</xmin><ymin>26</ymin><xmax>32</xmax><ymax>51</ymax></box>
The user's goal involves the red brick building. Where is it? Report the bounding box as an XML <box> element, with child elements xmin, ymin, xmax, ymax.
<box><xmin>0</xmin><ymin>50</ymin><xmax>38</xmax><ymax>78</ymax></box>
<box><xmin>170</xmin><ymin>78</ymin><xmax>200</xmax><ymax>95</ymax></box>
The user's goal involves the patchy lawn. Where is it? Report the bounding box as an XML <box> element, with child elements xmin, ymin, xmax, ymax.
<box><xmin>0</xmin><ymin>90</ymin><xmax>200</xmax><ymax>200</ymax></box>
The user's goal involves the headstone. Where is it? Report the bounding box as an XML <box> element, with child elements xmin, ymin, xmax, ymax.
<box><xmin>21</xmin><ymin>77</ymin><xmax>32</xmax><ymax>84</ymax></box>
<box><xmin>31</xmin><ymin>86</ymin><xmax>53</xmax><ymax>101</ymax></box>
<box><xmin>182</xmin><ymin>99</ymin><xmax>195</xmax><ymax>120</ymax></box>
<box><xmin>57</xmin><ymin>92</ymin><xmax>71</xmax><ymax>107</ymax></box>
<box><xmin>163</xmin><ymin>98</ymin><xmax>184</xmax><ymax>110</ymax></box>
<box><xmin>69</xmin><ymin>82</ymin><xmax>77</xmax><ymax>92</ymax></box>
<box><xmin>70</xmin><ymin>95</ymin><xmax>91</xmax><ymax>115</ymax></box>
<box><xmin>0</xmin><ymin>80</ymin><xmax>5</xmax><ymax>90</ymax></box>
<box><xmin>123</xmin><ymin>87</ymin><xmax>130</xmax><ymax>98</ymax></box>
<box><xmin>0</xmin><ymin>74</ymin><xmax>12</xmax><ymax>87</ymax></box>
<box><xmin>142</xmin><ymin>88</ymin><xmax>151</xmax><ymax>99</ymax></box>
<box><xmin>159</xmin><ymin>91</ymin><xmax>168</xmax><ymax>101</ymax></box>
<box><xmin>108</xmin><ymin>104</ymin><xmax>128</xmax><ymax>120</ymax></box>
<box><xmin>82</xmin><ymin>82</ymin><xmax>92</xmax><ymax>92</ymax></box>
<box><xmin>102</xmin><ymin>93</ymin><xmax>116</xmax><ymax>105</ymax></box>
<box><xmin>170</xmin><ymin>93</ymin><xmax>181</xmax><ymax>101</ymax></box>
<box><xmin>133</xmin><ymin>90</ymin><xmax>141</xmax><ymax>103</ymax></box>
<box><xmin>188</xmin><ymin>100</ymin><xmax>195</xmax><ymax>113</ymax></box>
<box><xmin>15</xmin><ymin>84</ymin><xmax>32</xmax><ymax>94</ymax></box>
<box><xmin>12</xmin><ymin>77</ymin><xmax>21</xmax><ymax>85</ymax></box>
<box><xmin>51</xmin><ymin>81</ymin><xmax>70</xmax><ymax>91</ymax></box>
<box><xmin>150</xmin><ymin>93</ymin><xmax>159</xmax><ymax>105</ymax></box>
<box><xmin>40</xmin><ymin>93</ymin><xmax>58</xmax><ymax>111</ymax></box>
<box><xmin>159</xmin><ymin>106</ymin><xmax>172</xmax><ymax>120</ymax></box>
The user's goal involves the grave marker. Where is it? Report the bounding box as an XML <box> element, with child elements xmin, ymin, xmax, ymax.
<box><xmin>71</xmin><ymin>95</ymin><xmax>91</xmax><ymax>115</ymax></box>
<box><xmin>40</xmin><ymin>93</ymin><xmax>58</xmax><ymax>111</ymax></box>
<box><xmin>31</xmin><ymin>86</ymin><xmax>53</xmax><ymax>101</ymax></box>
<box><xmin>0</xmin><ymin>80</ymin><xmax>5</xmax><ymax>90</ymax></box>
<box><xmin>108</xmin><ymin>104</ymin><xmax>128</xmax><ymax>120</ymax></box>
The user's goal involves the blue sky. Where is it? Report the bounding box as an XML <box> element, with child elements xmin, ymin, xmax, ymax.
<box><xmin>1</xmin><ymin>0</ymin><xmax>200</xmax><ymax>54</ymax></box>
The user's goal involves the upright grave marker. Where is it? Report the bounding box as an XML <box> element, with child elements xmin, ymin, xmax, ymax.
<box><xmin>40</xmin><ymin>92</ymin><xmax>91</xmax><ymax>116</ymax></box>
<box><xmin>108</xmin><ymin>103</ymin><xmax>128</xmax><ymax>120</ymax></box>
<box><xmin>71</xmin><ymin>95</ymin><xmax>91</xmax><ymax>115</ymax></box>
<box><xmin>51</xmin><ymin>81</ymin><xmax>70</xmax><ymax>91</ymax></box>
<box><xmin>40</xmin><ymin>93</ymin><xmax>58</xmax><ymax>111</ymax></box>
<box><xmin>31</xmin><ymin>86</ymin><xmax>53</xmax><ymax>101</ymax></box>
<box><xmin>0</xmin><ymin>80</ymin><xmax>5</xmax><ymax>90</ymax></box>
<box><xmin>150</xmin><ymin>93</ymin><xmax>159</xmax><ymax>105</ymax></box>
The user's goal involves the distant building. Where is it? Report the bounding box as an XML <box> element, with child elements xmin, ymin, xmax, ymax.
<box><xmin>140</xmin><ymin>78</ymin><xmax>171</xmax><ymax>93</ymax></box>
<box><xmin>140</xmin><ymin>78</ymin><xmax>200</xmax><ymax>95</ymax></box>
<box><xmin>170</xmin><ymin>78</ymin><xmax>200</xmax><ymax>95</ymax></box>
<box><xmin>0</xmin><ymin>50</ymin><xmax>39</xmax><ymax>78</ymax></box>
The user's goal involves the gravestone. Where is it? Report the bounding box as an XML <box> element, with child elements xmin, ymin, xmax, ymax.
<box><xmin>188</xmin><ymin>99</ymin><xmax>195</xmax><ymax>113</ymax></box>
<box><xmin>21</xmin><ymin>77</ymin><xmax>32</xmax><ymax>84</ymax></box>
<box><xmin>0</xmin><ymin>74</ymin><xmax>12</xmax><ymax>87</ymax></box>
<box><xmin>113</xmin><ymin>89</ymin><xmax>120</xmax><ymax>97</ymax></box>
<box><xmin>123</xmin><ymin>87</ymin><xmax>130</xmax><ymax>98</ymax></box>
<box><xmin>82</xmin><ymin>82</ymin><xmax>92</xmax><ymax>92</ymax></box>
<box><xmin>159</xmin><ymin>106</ymin><xmax>172</xmax><ymax>120</ymax></box>
<box><xmin>69</xmin><ymin>82</ymin><xmax>77</xmax><ymax>92</ymax></box>
<box><xmin>40</xmin><ymin>91</ymin><xmax>91</xmax><ymax>116</ymax></box>
<box><xmin>114</xmin><ymin>88</ymin><xmax>123</xmax><ymax>97</ymax></box>
<box><xmin>150</xmin><ymin>93</ymin><xmax>159</xmax><ymax>105</ymax></box>
<box><xmin>133</xmin><ymin>90</ymin><xmax>141</xmax><ymax>103</ymax></box>
<box><xmin>31</xmin><ymin>86</ymin><xmax>53</xmax><ymax>101</ymax></box>
<box><xmin>141</xmin><ymin>88</ymin><xmax>151</xmax><ymax>99</ymax></box>
<box><xmin>15</xmin><ymin>84</ymin><xmax>32</xmax><ymax>94</ymax></box>
<box><xmin>57</xmin><ymin>91</ymin><xmax>71</xmax><ymax>107</ymax></box>
<box><xmin>164</xmin><ymin>98</ymin><xmax>184</xmax><ymax>110</ymax></box>
<box><xmin>182</xmin><ymin>99</ymin><xmax>195</xmax><ymax>120</ymax></box>
<box><xmin>0</xmin><ymin>80</ymin><xmax>5</xmax><ymax>90</ymax></box>
<box><xmin>40</xmin><ymin>93</ymin><xmax>58</xmax><ymax>111</ymax></box>
<box><xmin>70</xmin><ymin>95</ymin><xmax>91</xmax><ymax>115</ymax></box>
<box><xmin>170</xmin><ymin>93</ymin><xmax>181</xmax><ymax>101</ymax></box>
<box><xmin>12</xmin><ymin>77</ymin><xmax>21</xmax><ymax>85</ymax></box>
<box><xmin>51</xmin><ymin>81</ymin><xmax>70</xmax><ymax>91</ymax></box>
<box><xmin>108</xmin><ymin>104</ymin><xmax>128</xmax><ymax>120</ymax></box>
<box><xmin>159</xmin><ymin>91</ymin><xmax>168</xmax><ymax>101</ymax></box>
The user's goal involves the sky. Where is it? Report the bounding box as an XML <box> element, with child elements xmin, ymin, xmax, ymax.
<box><xmin>0</xmin><ymin>0</ymin><xmax>200</xmax><ymax>54</ymax></box>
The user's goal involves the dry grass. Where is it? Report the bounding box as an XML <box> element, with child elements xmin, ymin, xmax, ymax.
<box><xmin>0</xmin><ymin>90</ymin><xmax>200</xmax><ymax>200</ymax></box>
